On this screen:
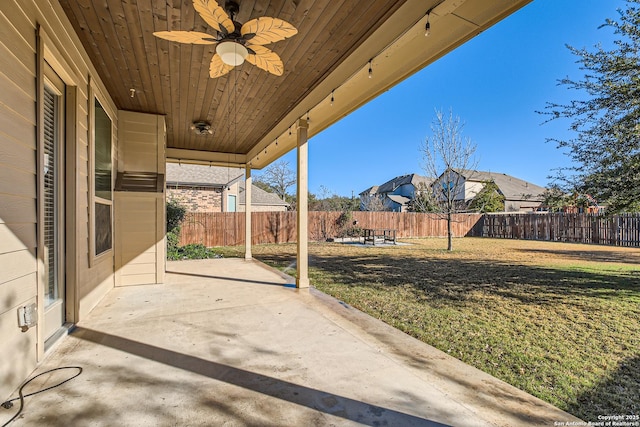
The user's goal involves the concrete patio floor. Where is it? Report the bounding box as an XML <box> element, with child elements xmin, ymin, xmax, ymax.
<box><xmin>3</xmin><ymin>258</ymin><xmax>581</xmax><ymax>426</ymax></box>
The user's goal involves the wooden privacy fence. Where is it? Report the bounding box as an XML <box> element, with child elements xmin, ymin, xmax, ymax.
<box><xmin>179</xmin><ymin>211</ymin><xmax>483</xmax><ymax>247</ymax></box>
<box><xmin>476</xmin><ymin>213</ymin><xmax>640</xmax><ymax>247</ymax></box>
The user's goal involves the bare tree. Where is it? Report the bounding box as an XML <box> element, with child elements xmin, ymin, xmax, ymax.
<box><xmin>255</xmin><ymin>159</ymin><xmax>296</xmax><ymax>201</ymax></box>
<box><xmin>360</xmin><ymin>194</ymin><xmax>386</xmax><ymax>211</ymax></box>
<box><xmin>420</xmin><ymin>109</ymin><xmax>478</xmax><ymax>251</ymax></box>
<box><xmin>407</xmin><ymin>182</ymin><xmax>439</xmax><ymax>213</ymax></box>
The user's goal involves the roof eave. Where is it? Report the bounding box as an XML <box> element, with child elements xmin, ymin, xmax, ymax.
<box><xmin>167</xmin><ymin>0</ymin><xmax>533</xmax><ymax>168</ymax></box>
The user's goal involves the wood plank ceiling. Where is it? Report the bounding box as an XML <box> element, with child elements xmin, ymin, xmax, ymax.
<box><xmin>58</xmin><ymin>0</ymin><xmax>409</xmax><ymax>157</ymax></box>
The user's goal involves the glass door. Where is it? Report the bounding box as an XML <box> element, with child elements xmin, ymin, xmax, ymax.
<box><xmin>43</xmin><ymin>64</ymin><xmax>66</xmax><ymax>342</ymax></box>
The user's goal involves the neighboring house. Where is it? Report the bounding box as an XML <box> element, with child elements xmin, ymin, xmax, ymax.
<box><xmin>360</xmin><ymin>174</ymin><xmax>434</xmax><ymax>212</ymax></box>
<box><xmin>166</xmin><ymin>163</ymin><xmax>243</xmax><ymax>212</ymax></box>
<box><xmin>360</xmin><ymin>185</ymin><xmax>379</xmax><ymax>198</ymax></box>
<box><xmin>358</xmin><ymin>185</ymin><xmax>379</xmax><ymax>210</ymax></box>
<box><xmin>238</xmin><ymin>182</ymin><xmax>289</xmax><ymax>212</ymax></box>
<box><xmin>433</xmin><ymin>169</ymin><xmax>547</xmax><ymax>212</ymax></box>
<box><xmin>166</xmin><ymin>163</ymin><xmax>288</xmax><ymax>212</ymax></box>
<box><xmin>363</xmin><ymin>170</ymin><xmax>546</xmax><ymax>212</ymax></box>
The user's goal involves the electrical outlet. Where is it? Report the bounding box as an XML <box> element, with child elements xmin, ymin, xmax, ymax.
<box><xmin>18</xmin><ymin>303</ymin><xmax>37</xmax><ymax>331</ymax></box>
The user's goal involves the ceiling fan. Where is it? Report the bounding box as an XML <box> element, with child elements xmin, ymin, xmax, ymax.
<box><xmin>153</xmin><ymin>0</ymin><xmax>297</xmax><ymax>78</ymax></box>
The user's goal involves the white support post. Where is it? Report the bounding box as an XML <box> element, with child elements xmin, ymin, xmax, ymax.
<box><xmin>296</xmin><ymin>118</ymin><xmax>310</xmax><ymax>288</ymax></box>
<box><xmin>245</xmin><ymin>164</ymin><xmax>252</xmax><ymax>260</ymax></box>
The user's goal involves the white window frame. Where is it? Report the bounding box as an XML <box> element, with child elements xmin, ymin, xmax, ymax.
<box><xmin>37</xmin><ymin>24</ymin><xmax>81</xmax><ymax>348</ymax></box>
<box><xmin>89</xmin><ymin>82</ymin><xmax>116</xmax><ymax>265</ymax></box>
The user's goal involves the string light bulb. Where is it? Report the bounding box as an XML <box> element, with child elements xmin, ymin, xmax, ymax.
<box><xmin>425</xmin><ymin>13</ymin><xmax>431</xmax><ymax>37</ymax></box>
<box><xmin>331</xmin><ymin>90</ymin><xmax>334</xmax><ymax>106</ymax></box>
<box><xmin>368</xmin><ymin>60</ymin><xmax>373</xmax><ymax>78</ymax></box>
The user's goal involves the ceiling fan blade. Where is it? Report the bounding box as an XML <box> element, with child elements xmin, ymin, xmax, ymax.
<box><xmin>245</xmin><ymin>45</ymin><xmax>284</xmax><ymax>76</ymax></box>
<box><xmin>193</xmin><ymin>0</ymin><xmax>235</xmax><ymax>35</ymax></box>
<box><xmin>241</xmin><ymin>17</ymin><xmax>298</xmax><ymax>46</ymax></box>
<box><xmin>209</xmin><ymin>53</ymin><xmax>234</xmax><ymax>78</ymax></box>
<box><xmin>153</xmin><ymin>31</ymin><xmax>217</xmax><ymax>44</ymax></box>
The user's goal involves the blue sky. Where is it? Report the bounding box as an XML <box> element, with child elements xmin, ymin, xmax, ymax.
<box><xmin>275</xmin><ymin>0</ymin><xmax>626</xmax><ymax>197</ymax></box>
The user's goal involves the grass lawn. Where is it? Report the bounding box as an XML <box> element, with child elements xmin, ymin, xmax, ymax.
<box><xmin>225</xmin><ymin>237</ymin><xmax>640</xmax><ymax>421</ymax></box>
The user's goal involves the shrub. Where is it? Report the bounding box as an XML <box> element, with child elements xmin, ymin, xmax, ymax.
<box><xmin>166</xmin><ymin>230</ymin><xmax>181</xmax><ymax>260</ymax></box>
<box><xmin>167</xmin><ymin>199</ymin><xmax>186</xmax><ymax>233</ymax></box>
<box><xmin>335</xmin><ymin>211</ymin><xmax>363</xmax><ymax>238</ymax></box>
<box><xmin>165</xmin><ymin>200</ymin><xmax>223</xmax><ymax>260</ymax></box>
<box><xmin>176</xmin><ymin>244</ymin><xmax>222</xmax><ymax>260</ymax></box>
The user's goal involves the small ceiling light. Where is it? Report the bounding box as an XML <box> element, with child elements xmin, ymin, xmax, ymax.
<box><xmin>216</xmin><ymin>41</ymin><xmax>248</xmax><ymax>66</ymax></box>
<box><xmin>190</xmin><ymin>120</ymin><xmax>213</xmax><ymax>135</ymax></box>
<box><xmin>331</xmin><ymin>90</ymin><xmax>334</xmax><ymax>106</ymax></box>
<box><xmin>425</xmin><ymin>14</ymin><xmax>431</xmax><ymax>37</ymax></box>
<box><xmin>368</xmin><ymin>60</ymin><xmax>373</xmax><ymax>78</ymax></box>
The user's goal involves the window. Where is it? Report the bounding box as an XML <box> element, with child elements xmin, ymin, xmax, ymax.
<box><xmin>94</xmin><ymin>99</ymin><xmax>112</xmax><ymax>201</ymax></box>
<box><xmin>227</xmin><ymin>194</ymin><xmax>237</xmax><ymax>212</ymax></box>
<box><xmin>93</xmin><ymin>98</ymin><xmax>113</xmax><ymax>257</ymax></box>
<box><xmin>43</xmin><ymin>68</ymin><xmax>64</xmax><ymax>308</ymax></box>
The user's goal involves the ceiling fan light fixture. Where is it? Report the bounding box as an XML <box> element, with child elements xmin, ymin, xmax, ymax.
<box><xmin>191</xmin><ymin>120</ymin><xmax>213</xmax><ymax>135</ymax></box>
<box><xmin>216</xmin><ymin>41</ymin><xmax>248</xmax><ymax>66</ymax></box>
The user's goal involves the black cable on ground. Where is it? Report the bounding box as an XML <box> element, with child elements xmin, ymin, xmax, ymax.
<box><xmin>1</xmin><ymin>366</ymin><xmax>83</xmax><ymax>427</ymax></box>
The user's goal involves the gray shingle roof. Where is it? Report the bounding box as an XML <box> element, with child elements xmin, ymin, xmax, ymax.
<box><xmin>454</xmin><ymin>169</ymin><xmax>546</xmax><ymax>201</ymax></box>
<box><xmin>359</xmin><ymin>185</ymin><xmax>379</xmax><ymax>196</ymax></box>
<box><xmin>166</xmin><ymin>163</ymin><xmax>243</xmax><ymax>187</ymax></box>
<box><xmin>374</xmin><ymin>174</ymin><xmax>435</xmax><ymax>194</ymax></box>
<box><xmin>386</xmin><ymin>194</ymin><xmax>410</xmax><ymax>204</ymax></box>
<box><xmin>238</xmin><ymin>182</ymin><xmax>289</xmax><ymax>206</ymax></box>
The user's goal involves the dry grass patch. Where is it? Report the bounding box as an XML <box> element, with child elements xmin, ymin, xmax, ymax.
<box><xmin>244</xmin><ymin>237</ymin><xmax>640</xmax><ymax>421</ymax></box>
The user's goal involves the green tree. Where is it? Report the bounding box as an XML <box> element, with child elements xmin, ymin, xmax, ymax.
<box><xmin>468</xmin><ymin>180</ymin><xmax>505</xmax><ymax>213</ymax></box>
<box><xmin>541</xmin><ymin>185</ymin><xmax>571</xmax><ymax>212</ymax></box>
<box><xmin>542</xmin><ymin>0</ymin><xmax>640</xmax><ymax>213</ymax></box>
<box><xmin>311</xmin><ymin>185</ymin><xmax>359</xmax><ymax>211</ymax></box>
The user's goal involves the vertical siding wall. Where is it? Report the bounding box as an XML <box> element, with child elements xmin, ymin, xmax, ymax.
<box><xmin>0</xmin><ymin>0</ymin><xmax>39</xmax><ymax>400</ymax></box>
<box><xmin>0</xmin><ymin>0</ymin><xmax>117</xmax><ymax>400</ymax></box>
<box><xmin>115</xmin><ymin>194</ymin><xmax>164</xmax><ymax>285</ymax></box>
<box><xmin>115</xmin><ymin>111</ymin><xmax>166</xmax><ymax>286</ymax></box>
